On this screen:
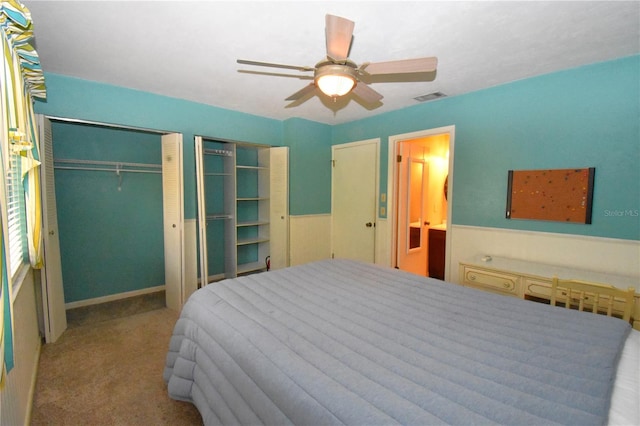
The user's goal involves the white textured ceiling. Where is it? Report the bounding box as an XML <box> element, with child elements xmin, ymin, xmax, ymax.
<box><xmin>24</xmin><ymin>1</ymin><xmax>640</xmax><ymax>125</ymax></box>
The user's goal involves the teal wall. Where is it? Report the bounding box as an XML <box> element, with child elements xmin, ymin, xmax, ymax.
<box><xmin>51</xmin><ymin>122</ymin><xmax>165</xmax><ymax>302</ymax></box>
<box><xmin>33</xmin><ymin>56</ymin><xmax>639</xmax><ymax>302</ymax></box>
<box><xmin>35</xmin><ymin>74</ymin><xmax>284</xmax><ymax>220</ymax></box>
<box><xmin>283</xmin><ymin>118</ymin><xmax>332</xmax><ymax>215</ymax></box>
<box><xmin>333</xmin><ymin>55</ymin><xmax>640</xmax><ymax>241</ymax></box>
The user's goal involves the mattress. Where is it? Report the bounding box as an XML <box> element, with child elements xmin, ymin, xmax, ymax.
<box><xmin>164</xmin><ymin>259</ymin><xmax>635</xmax><ymax>425</ymax></box>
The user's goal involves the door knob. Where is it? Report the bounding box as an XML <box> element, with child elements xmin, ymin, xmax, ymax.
<box><xmin>365</xmin><ymin>222</ymin><xmax>373</xmax><ymax>227</ymax></box>
<box><xmin>49</xmin><ymin>230</ymin><xmax>54</xmax><ymax>235</ymax></box>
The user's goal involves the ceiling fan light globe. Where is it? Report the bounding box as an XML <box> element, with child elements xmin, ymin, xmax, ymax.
<box><xmin>314</xmin><ymin>63</ymin><xmax>358</xmax><ymax>97</ymax></box>
<box><xmin>317</xmin><ymin>74</ymin><xmax>355</xmax><ymax>97</ymax></box>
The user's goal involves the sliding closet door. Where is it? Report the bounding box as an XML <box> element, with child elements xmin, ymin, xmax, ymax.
<box><xmin>38</xmin><ymin>115</ymin><xmax>67</xmax><ymax>343</ymax></box>
<box><xmin>162</xmin><ymin>133</ymin><xmax>184</xmax><ymax>310</ymax></box>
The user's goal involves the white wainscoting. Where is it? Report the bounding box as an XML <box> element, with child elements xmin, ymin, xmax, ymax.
<box><xmin>448</xmin><ymin>225</ymin><xmax>640</xmax><ymax>284</ymax></box>
<box><xmin>289</xmin><ymin>214</ymin><xmax>331</xmax><ymax>266</ymax></box>
<box><xmin>375</xmin><ymin>218</ymin><xmax>391</xmax><ymax>267</ymax></box>
<box><xmin>290</xmin><ymin>215</ymin><xmax>389</xmax><ymax>267</ymax></box>
<box><xmin>290</xmin><ymin>217</ymin><xmax>638</xmax><ymax>288</ymax></box>
<box><xmin>1</xmin><ymin>269</ymin><xmax>41</xmax><ymax>426</ymax></box>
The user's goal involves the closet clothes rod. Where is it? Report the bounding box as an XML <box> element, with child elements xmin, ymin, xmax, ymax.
<box><xmin>53</xmin><ymin>158</ymin><xmax>162</xmax><ymax>174</ymax></box>
<box><xmin>203</xmin><ymin>148</ymin><xmax>233</xmax><ymax>157</ymax></box>
<box><xmin>54</xmin><ymin>158</ymin><xmax>161</xmax><ymax>192</ymax></box>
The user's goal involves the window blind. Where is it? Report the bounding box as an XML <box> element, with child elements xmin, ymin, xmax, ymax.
<box><xmin>7</xmin><ymin>153</ymin><xmax>25</xmax><ymax>276</ymax></box>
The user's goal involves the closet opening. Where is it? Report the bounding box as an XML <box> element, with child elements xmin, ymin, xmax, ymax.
<box><xmin>37</xmin><ymin>115</ymin><xmax>184</xmax><ymax>342</ymax></box>
<box><xmin>195</xmin><ymin>136</ymin><xmax>288</xmax><ymax>288</ymax></box>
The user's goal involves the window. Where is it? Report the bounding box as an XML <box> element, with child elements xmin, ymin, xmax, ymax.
<box><xmin>6</xmin><ymin>151</ymin><xmax>27</xmax><ymax>277</ymax></box>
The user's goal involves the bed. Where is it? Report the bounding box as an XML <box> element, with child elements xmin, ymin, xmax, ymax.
<box><xmin>164</xmin><ymin>259</ymin><xmax>639</xmax><ymax>425</ymax></box>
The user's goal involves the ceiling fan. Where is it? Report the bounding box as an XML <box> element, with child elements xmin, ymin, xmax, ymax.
<box><xmin>237</xmin><ymin>14</ymin><xmax>438</xmax><ymax>108</ymax></box>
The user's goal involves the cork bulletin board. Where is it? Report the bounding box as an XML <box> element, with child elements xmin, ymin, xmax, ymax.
<box><xmin>506</xmin><ymin>167</ymin><xmax>595</xmax><ymax>224</ymax></box>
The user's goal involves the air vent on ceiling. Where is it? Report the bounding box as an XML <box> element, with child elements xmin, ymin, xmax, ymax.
<box><xmin>414</xmin><ymin>91</ymin><xmax>447</xmax><ymax>102</ymax></box>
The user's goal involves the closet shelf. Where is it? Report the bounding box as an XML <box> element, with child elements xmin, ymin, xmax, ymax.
<box><xmin>236</xmin><ymin>220</ymin><xmax>269</xmax><ymax>227</ymax></box>
<box><xmin>236</xmin><ymin>165</ymin><xmax>268</xmax><ymax>170</ymax></box>
<box><xmin>237</xmin><ymin>197</ymin><xmax>269</xmax><ymax>201</ymax></box>
<box><xmin>206</xmin><ymin>214</ymin><xmax>233</xmax><ymax>221</ymax></box>
<box><xmin>237</xmin><ymin>237</ymin><xmax>269</xmax><ymax>246</ymax></box>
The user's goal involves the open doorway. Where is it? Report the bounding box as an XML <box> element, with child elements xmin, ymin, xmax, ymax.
<box><xmin>388</xmin><ymin>126</ymin><xmax>454</xmax><ymax>280</ymax></box>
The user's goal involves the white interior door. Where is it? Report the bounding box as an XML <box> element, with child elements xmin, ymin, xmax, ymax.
<box><xmin>331</xmin><ymin>140</ymin><xmax>378</xmax><ymax>263</ymax></box>
<box><xmin>269</xmin><ymin>146</ymin><xmax>289</xmax><ymax>269</ymax></box>
<box><xmin>162</xmin><ymin>133</ymin><xmax>184</xmax><ymax>310</ymax></box>
<box><xmin>38</xmin><ymin>115</ymin><xmax>67</xmax><ymax>343</ymax></box>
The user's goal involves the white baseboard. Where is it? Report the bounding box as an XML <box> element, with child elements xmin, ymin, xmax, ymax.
<box><xmin>64</xmin><ymin>285</ymin><xmax>165</xmax><ymax>310</ymax></box>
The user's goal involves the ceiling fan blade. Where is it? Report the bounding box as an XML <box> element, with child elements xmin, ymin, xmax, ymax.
<box><xmin>238</xmin><ymin>70</ymin><xmax>314</xmax><ymax>80</ymax></box>
<box><xmin>285</xmin><ymin>84</ymin><xmax>318</xmax><ymax>108</ymax></box>
<box><xmin>325</xmin><ymin>14</ymin><xmax>354</xmax><ymax>61</ymax></box>
<box><xmin>351</xmin><ymin>82</ymin><xmax>383</xmax><ymax>103</ymax></box>
<box><xmin>237</xmin><ymin>59</ymin><xmax>314</xmax><ymax>72</ymax></box>
<box><xmin>285</xmin><ymin>83</ymin><xmax>317</xmax><ymax>101</ymax></box>
<box><xmin>362</xmin><ymin>57</ymin><xmax>438</xmax><ymax>76</ymax></box>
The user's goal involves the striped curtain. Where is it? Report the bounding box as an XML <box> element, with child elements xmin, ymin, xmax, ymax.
<box><xmin>0</xmin><ymin>0</ymin><xmax>45</xmax><ymax>386</ymax></box>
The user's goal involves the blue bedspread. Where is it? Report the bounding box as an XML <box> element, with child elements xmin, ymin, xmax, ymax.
<box><xmin>164</xmin><ymin>259</ymin><xmax>631</xmax><ymax>425</ymax></box>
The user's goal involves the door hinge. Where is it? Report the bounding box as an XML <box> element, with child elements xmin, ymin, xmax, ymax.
<box><xmin>332</xmin><ymin>159</ymin><xmax>335</xmax><ymax>167</ymax></box>
<box><xmin>397</xmin><ymin>154</ymin><xmax>402</xmax><ymax>163</ymax></box>
<box><xmin>331</xmin><ymin>253</ymin><xmax>335</xmax><ymax>259</ymax></box>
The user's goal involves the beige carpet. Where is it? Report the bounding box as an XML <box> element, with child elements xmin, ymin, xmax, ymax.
<box><xmin>64</xmin><ymin>291</ymin><xmax>167</xmax><ymax>329</ymax></box>
<box><xmin>31</xmin><ymin>305</ymin><xmax>203</xmax><ymax>425</ymax></box>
